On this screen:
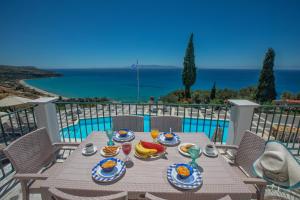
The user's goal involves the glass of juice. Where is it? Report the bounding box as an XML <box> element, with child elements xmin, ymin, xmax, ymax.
<box><xmin>122</xmin><ymin>142</ymin><xmax>132</xmax><ymax>162</ymax></box>
<box><xmin>150</xmin><ymin>129</ymin><xmax>159</xmax><ymax>143</ymax></box>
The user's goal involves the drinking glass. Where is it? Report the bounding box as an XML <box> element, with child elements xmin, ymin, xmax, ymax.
<box><xmin>150</xmin><ymin>129</ymin><xmax>159</xmax><ymax>142</ymax></box>
<box><xmin>188</xmin><ymin>146</ymin><xmax>200</xmax><ymax>168</ymax></box>
<box><xmin>122</xmin><ymin>142</ymin><xmax>132</xmax><ymax>162</ymax></box>
<box><xmin>106</xmin><ymin>129</ymin><xmax>115</xmax><ymax>146</ymax></box>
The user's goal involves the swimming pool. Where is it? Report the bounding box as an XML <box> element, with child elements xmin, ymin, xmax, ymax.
<box><xmin>60</xmin><ymin>116</ymin><xmax>229</xmax><ymax>143</ymax></box>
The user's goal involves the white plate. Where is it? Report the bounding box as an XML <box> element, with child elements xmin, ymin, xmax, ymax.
<box><xmin>100</xmin><ymin>146</ymin><xmax>120</xmax><ymax>157</ymax></box>
<box><xmin>82</xmin><ymin>146</ymin><xmax>97</xmax><ymax>156</ymax></box>
<box><xmin>178</xmin><ymin>143</ymin><xmax>201</xmax><ymax>157</ymax></box>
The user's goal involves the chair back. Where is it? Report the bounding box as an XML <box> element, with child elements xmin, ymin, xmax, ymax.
<box><xmin>145</xmin><ymin>193</ymin><xmax>167</xmax><ymax>200</ymax></box>
<box><xmin>150</xmin><ymin>116</ymin><xmax>182</xmax><ymax>132</ymax></box>
<box><xmin>49</xmin><ymin>188</ymin><xmax>127</xmax><ymax>200</ymax></box>
<box><xmin>3</xmin><ymin>127</ymin><xmax>54</xmax><ymax>173</ymax></box>
<box><xmin>235</xmin><ymin>130</ymin><xmax>266</xmax><ymax>177</ymax></box>
<box><xmin>112</xmin><ymin>116</ymin><xmax>144</xmax><ymax>132</ymax></box>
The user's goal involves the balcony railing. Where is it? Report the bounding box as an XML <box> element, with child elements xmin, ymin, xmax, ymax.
<box><xmin>0</xmin><ymin>106</ymin><xmax>37</xmax><ymax>180</ymax></box>
<box><xmin>250</xmin><ymin>105</ymin><xmax>300</xmax><ymax>156</ymax></box>
<box><xmin>55</xmin><ymin>102</ymin><xmax>230</xmax><ymax>144</ymax></box>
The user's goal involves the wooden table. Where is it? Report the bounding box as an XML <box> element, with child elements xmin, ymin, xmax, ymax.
<box><xmin>41</xmin><ymin>132</ymin><xmax>252</xmax><ymax>200</ymax></box>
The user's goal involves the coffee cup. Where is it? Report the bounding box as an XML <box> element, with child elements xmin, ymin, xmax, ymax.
<box><xmin>205</xmin><ymin>144</ymin><xmax>215</xmax><ymax>154</ymax></box>
<box><xmin>85</xmin><ymin>143</ymin><xmax>94</xmax><ymax>153</ymax></box>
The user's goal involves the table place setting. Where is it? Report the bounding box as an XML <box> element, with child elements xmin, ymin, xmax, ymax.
<box><xmin>82</xmin><ymin>143</ymin><xmax>97</xmax><ymax>156</ymax></box>
<box><xmin>203</xmin><ymin>144</ymin><xmax>218</xmax><ymax>157</ymax></box>
<box><xmin>156</xmin><ymin>128</ymin><xmax>181</xmax><ymax>146</ymax></box>
<box><xmin>113</xmin><ymin>128</ymin><xmax>135</xmax><ymax>142</ymax></box>
<box><xmin>91</xmin><ymin>157</ymin><xmax>126</xmax><ymax>182</ymax></box>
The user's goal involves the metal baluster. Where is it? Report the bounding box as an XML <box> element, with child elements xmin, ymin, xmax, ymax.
<box><xmin>96</xmin><ymin>104</ymin><xmax>100</xmax><ymax>131</ymax></box>
<box><xmin>189</xmin><ymin>106</ymin><xmax>193</xmax><ymax>132</ymax></box>
<box><xmin>203</xmin><ymin>106</ymin><xmax>207</xmax><ymax>132</ymax></box>
<box><xmin>183</xmin><ymin>105</ymin><xmax>186</xmax><ymax>132</ymax></box>
<box><xmin>261</xmin><ymin>107</ymin><xmax>269</xmax><ymax>139</ymax></box>
<box><xmin>249</xmin><ymin>108</ymin><xmax>256</xmax><ymax>131</ymax></box>
<box><xmin>102</xmin><ymin>104</ymin><xmax>106</xmax><ymax>130</ymax></box>
<box><xmin>31</xmin><ymin>107</ymin><xmax>37</xmax><ymax>129</ymax></box>
<box><xmin>255</xmin><ymin>108</ymin><xmax>262</xmax><ymax>134</ymax></box>
<box><xmin>115</xmin><ymin>104</ymin><xmax>117</xmax><ymax>116</ymax></box>
<box><xmin>0</xmin><ymin>117</ymin><xmax>8</xmax><ymax>146</ymax></box>
<box><xmin>70</xmin><ymin>104</ymin><xmax>77</xmax><ymax>142</ymax></box>
<box><xmin>268</xmin><ymin>106</ymin><xmax>277</xmax><ymax>141</ymax></box>
<box><xmin>76</xmin><ymin>104</ymin><xmax>83</xmax><ymax>141</ymax></box>
<box><xmin>24</xmin><ymin>109</ymin><xmax>31</xmax><ymax>131</ymax></box>
<box><xmin>169</xmin><ymin>105</ymin><xmax>172</xmax><ymax>116</ymax></box>
<box><xmin>275</xmin><ymin>107</ymin><xmax>284</xmax><ymax>140</ymax></box>
<box><xmin>286</xmin><ymin>110</ymin><xmax>296</xmax><ymax>145</ymax></box>
<box><xmin>89</xmin><ymin>104</ymin><xmax>93</xmax><ymax>131</ymax></box>
<box><xmin>214</xmin><ymin>106</ymin><xmax>221</xmax><ymax>143</ymax></box>
<box><xmin>208</xmin><ymin>105</ymin><xmax>214</xmax><ymax>139</ymax></box>
<box><xmin>16</xmin><ymin>111</ymin><xmax>24</xmax><ymax>135</ymax></box>
<box><xmin>292</xmin><ymin>119</ymin><xmax>300</xmax><ymax>149</ymax></box>
<box><xmin>83</xmin><ymin>105</ymin><xmax>88</xmax><ymax>138</ymax></box>
<box><xmin>196</xmin><ymin>106</ymin><xmax>200</xmax><ymax>132</ymax></box>
<box><xmin>221</xmin><ymin>105</ymin><xmax>229</xmax><ymax>144</ymax></box>
<box><xmin>122</xmin><ymin>103</ymin><xmax>124</xmax><ymax>115</ymax></box>
<box><xmin>177</xmin><ymin>105</ymin><xmax>179</xmax><ymax>116</ymax></box>
<box><xmin>136</xmin><ymin>104</ymin><xmax>138</xmax><ymax>115</ymax></box>
<box><xmin>156</xmin><ymin>102</ymin><xmax>158</xmax><ymax>116</ymax></box>
<box><xmin>109</xmin><ymin>104</ymin><xmax>112</xmax><ymax>129</ymax></box>
<box><xmin>57</xmin><ymin>104</ymin><xmax>65</xmax><ymax>142</ymax></box>
<box><xmin>64</xmin><ymin>104</ymin><xmax>71</xmax><ymax>141</ymax></box>
<box><xmin>280</xmin><ymin>108</ymin><xmax>290</xmax><ymax>141</ymax></box>
<box><xmin>129</xmin><ymin>104</ymin><xmax>131</xmax><ymax>115</ymax></box>
<box><xmin>8</xmin><ymin>114</ymin><xmax>16</xmax><ymax>140</ymax></box>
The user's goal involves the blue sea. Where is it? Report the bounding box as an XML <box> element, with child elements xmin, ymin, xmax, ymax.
<box><xmin>25</xmin><ymin>68</ymin><xmax>300</xmax><ymax>102</ymax></box>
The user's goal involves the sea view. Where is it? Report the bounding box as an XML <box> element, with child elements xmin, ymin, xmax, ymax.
<box><xmin>25</xmin><ymin>68</ymin><xmax>300</xmax><ymax>102</ymax></box>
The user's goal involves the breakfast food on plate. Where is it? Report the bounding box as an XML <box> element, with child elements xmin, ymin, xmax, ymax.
<box><xmin>164</xmin><ymin>133</ymin><xmax>174</xmax><ymax>139</ymax></box>
<box><xmin>140</xmin><ymin>140</ymin><xmax>165</xmax><ymax>153</ymax></box>
<box><xmin>177</xmin><ymin>166</ymin><xmax>190</xmax><ymax>177</ymax></box>
<box><xmin>180</xmin><ymin>144</ymin><xmax>195</xmax><ymax>153</ymax></box>
<box><xmin>119</xmin><ymin>130</ymin><xmax>128</xmax><ymax>134</ymax></box>
<box><xmin>101</xmin><ymin>160</ymin><xmax>116</xmax><ymax>169</ymax></box>
<box><xmin>103</xmin><ymin>146</ymin><xmax>119</xmax><ymax>155</ymax></box>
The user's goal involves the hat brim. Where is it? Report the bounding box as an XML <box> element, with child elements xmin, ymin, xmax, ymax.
<box><xmin>252</xmin><ymin>141</ymin><xmax>300</xmax><ymax>189</ymax></box>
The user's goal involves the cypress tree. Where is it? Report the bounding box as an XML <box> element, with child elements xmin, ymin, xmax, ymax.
<box><xmin>256</xmin><ymin>48</ymin><xmax>277</xmax><ymax>103</ymax></box>
<box><xmin>210</xmin><ymin>82</ymin><xmax>216</xmax><ymax>100</ymax></box>
<box><xmin>182</xmin><ymin>33</ymin><xmax>196</xmax><ymax>98</ymax></box>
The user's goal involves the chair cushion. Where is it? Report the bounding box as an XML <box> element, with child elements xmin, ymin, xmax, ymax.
<box><xmin>29</xmin><ymin>162</ymin><xmax>63</xmax><ymax>193</ymax></box>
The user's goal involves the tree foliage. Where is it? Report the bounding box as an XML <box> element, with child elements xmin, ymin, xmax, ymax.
<box><xmin>182</xmin><ymin>33</ymin><xmax>196</xmax><ymax>98</ymax></box>
<box><xmin>210</xmin><ymin>82</ymin><xmax>216</xmax><ymax>100</ymax></box>
<box><xmin>256</xmin><ymin>48</ymin><xmax>277</xmax><ymax>103</ymax></box>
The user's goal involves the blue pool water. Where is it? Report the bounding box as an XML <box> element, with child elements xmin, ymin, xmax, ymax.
<box><xmin>60</xmin><ymin>116</ymin><xmax>229</xmax><ymax>142</ymax></box>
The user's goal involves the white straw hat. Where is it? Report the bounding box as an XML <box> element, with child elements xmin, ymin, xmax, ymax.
<box><xmin>252</xmin><ymin>141</ymin><xmax>300</xmax><ymax>189</ymax></box>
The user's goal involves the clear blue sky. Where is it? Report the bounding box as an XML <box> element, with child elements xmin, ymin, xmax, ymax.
<box><xmin>0</xmin><ymin>0</ymin><xmax>300</xmax><ymax>69</ymax></box>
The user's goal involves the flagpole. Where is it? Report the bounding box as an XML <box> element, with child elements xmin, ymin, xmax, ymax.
<box><xmin>137</xmin><ymin>59</ymin><xmax>140</xmax><ymax>102</ymax></box>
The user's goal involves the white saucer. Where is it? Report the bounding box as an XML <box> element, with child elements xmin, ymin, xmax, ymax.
<box><xmin>178</xmin><ymin>143</ymin><xmax>200</xmax><ymax>157</ymax></box>
<box><xmin>203</xmin><ymin>148</ymin><xmax>218</xmax><ymax>157</ymax></box>
<box><xmin>82</xmin><ymin>146</ymin><xmax>97</xmax><ymax>156</ymax></box>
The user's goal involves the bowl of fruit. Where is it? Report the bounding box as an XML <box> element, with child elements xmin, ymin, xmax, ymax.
<box><xmin>100</xmin><ymin>158</ymin><xmax>117</xmax><ymax>172</ymax></box>
<box><xmin>164</xmin><ymin>132</ymin><xmax>175</xmax><ymax>140</ymax></box>
<box><xmin>118</xmin><ymin>129</ymin><xmax>129</xmax><ymax>137</ymax></box>
<box><xmin>176</xmin><ymin>163</ymin><xmax>193</xmax><ymax>179</ymax></box>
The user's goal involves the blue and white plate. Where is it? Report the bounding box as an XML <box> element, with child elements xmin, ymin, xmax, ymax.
<box><xmin>113</xmin><ymin>130</ymin><xmax>135</xmax><ymax>142</ymax></box>
<box><xmin>167</xmin><ymin>164</ymin><xmax>202</xmax><ymax>190</ymax></box>
<box><xmin>92</xmin><ymin>158</ymin><xmax>126</xmax><ymax>182</ymax></box>
<box><xmin>158</xmin><ymin>133</ymin><xmax>180</xmax><ymax>146</ymax></box>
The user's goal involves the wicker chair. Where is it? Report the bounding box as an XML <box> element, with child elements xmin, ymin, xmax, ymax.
<box><xmin>3</xmin><ymin>127</ymin><xmax>80</xmax><ymax>200</ymax></box>
<box><xmin>215</xmin><ymin>130</ymin><xmax>267</xmax><ymax>200</ymax></box>
<box><xmin>112</xmin><ymin>116</ymin><xmax>144</xmax><ymax>132</ymax></box>
<box><xmin>145</xmin><ymin>193</ymin><xmax>167</xmax><ymax>200</ymax></box>
<box><xmin>48</xmin><ymin>188</ymin><xmax>128</xmax><ymax>200</ymax></box>
<box><xmin>218</xmin><ymin>195</ymin><xmax>232</xmax><ymax>200</ymax></box>
<box><xmin>150</xmin><ymin>116</ymin><xmax>182</xmax><ymax>132</ymax></box>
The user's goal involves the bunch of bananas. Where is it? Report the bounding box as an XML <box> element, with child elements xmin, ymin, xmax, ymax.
<box><xmin>135</xmin><ymin>142</ymin><xmax>158</xmax><ymax>158</ymax></box>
